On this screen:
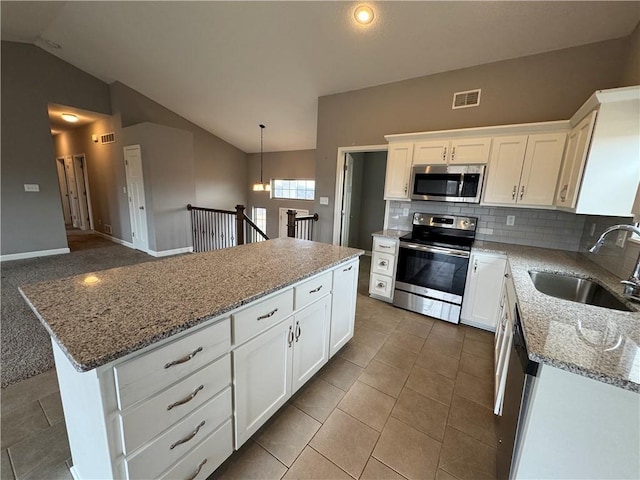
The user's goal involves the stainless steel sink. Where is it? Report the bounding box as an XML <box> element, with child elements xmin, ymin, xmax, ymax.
<box><xmin>528</xmin><ymin>271</ymin><xmax>632</xmax><ymax>312</ymax></box>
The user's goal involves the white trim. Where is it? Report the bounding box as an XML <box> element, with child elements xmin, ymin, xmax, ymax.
<box><xmin>93</xmin><ymin>231</ymin><xmax>134</xmax><ymax>249</ymax></box>
<box><xmin>1</xmin><ymin>248</ymin><xmax>70</xmax><ymax>262</ymax></box>
<box><xmin>74</xmin><ymin>153</ymin><xmax>94</xmax><ymax>231</ymax></box>
<box><xmin>332</xmin><ymin>144</ymin><xmax>388</xmax><ymax>245</ymax></box>
<box><xmin>147</xmin><ymin>246</ymin><xmax>193</xmax><ymax>257</ymax></box>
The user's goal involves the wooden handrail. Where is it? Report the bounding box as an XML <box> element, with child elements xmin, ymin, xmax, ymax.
<box><xmin>243</xmin><ymin>215</ymin><xmax>269</xmax><ymax>240</ymax></box>
<box><xmin>187</xmin><ymin>203</ymin><xmax>235</xmax><ymax>215</ymax></box>
<box><xmin>294</xmin><ymin>213</ymin><xmax>319</xmax><ymax>222</ymax></box>
<box><xmin>187</xmin><ymin>204</ymin><xmax>268</xmax><ymax>250</ymax></box>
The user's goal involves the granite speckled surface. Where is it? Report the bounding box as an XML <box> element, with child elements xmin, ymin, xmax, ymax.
<box><xmin>474</xmin><ymin>241</ymin><xmax>639</xmax><ymax>393</ymax></box>
<box><xmin>372</xmin><ymin>229</ymin><xmax>410</xmax><ymax>239</ymax></box>
<box><xmin>19</xmin><ymin>238</ymin><xmax>363</xmax><ymax>373</ymax></box>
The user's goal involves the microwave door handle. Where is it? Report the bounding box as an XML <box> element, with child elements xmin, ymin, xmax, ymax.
<box><xmin>458</xmin><ymin>174</ymin><xmax>464</xmax><ymax>197</ymax></box>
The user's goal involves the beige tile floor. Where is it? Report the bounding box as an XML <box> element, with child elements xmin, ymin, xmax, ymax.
<box><xmin>0</xmin><ymin>255</ymin><xmax>498</xmax><ymax>480</ymax></box>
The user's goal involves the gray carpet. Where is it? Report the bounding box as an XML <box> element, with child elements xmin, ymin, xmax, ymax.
<box><xmin>1</xmin><ymin>235</ymin><xmax>163</xmax><ymax>388</ymax></box>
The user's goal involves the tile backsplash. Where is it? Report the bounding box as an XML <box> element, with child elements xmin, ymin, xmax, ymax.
<box><xmin>387</xmin><ymin>201</ymin><xmax>586</xmax><ymax>251</ymax></box>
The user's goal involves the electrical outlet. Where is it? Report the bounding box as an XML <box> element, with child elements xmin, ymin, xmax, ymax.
<box><xmin>589</xmin><ymin>223</ymin><xmax>596</xmax><ymax>237</ymax></box>
<box><xmin>506</xmin><ymin>215</ymin><xmax>515</xmax><ymax>226</ymax></box>
<box><xmin>616</xmin><ymin>231</ymin><xmax>627</xmax><ymax>248</ymax></box>
<box><xmin>104</xmin><ymin>224</ymin><xmax>112</xmax><ymax>234</ymax></box>
<box><xmin>402</xmin><ymin>208</ymin><xmax>409</xmax><ymax>217</ymax></box>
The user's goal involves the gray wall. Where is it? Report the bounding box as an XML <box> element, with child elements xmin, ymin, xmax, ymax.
<box><xmin>247</xmin><ymin>150</ymin><xmax>316</xmax><ymax>239</ymax></box>
<box><xmin>110</xmin><ymin>82</ymin><xmax>247</xmax><ymax>211</ymax></box>
<box><xmin>620</xmin><ymin>22</ymin><xmax>640</xmax><ymax>86</ymax></box>
<box><xmin>314</xmin><ymin>36</ymin><xmax>634</xmax><ymax>244</ymax></box>
<box><xmin>53</xmin><ymin>116</ymin><xmax>130</xmax><ymax>241</ymax></box>
<box><xmin>121</xmin><ymin>123</ymin><xmax>196</xmax><ymax>252</ymax></box>
<box><xmin>388</xmin><ymin>202</ymin><xmax>586</xmax><ymax>252</ymax></box>
<box><xmin>1</xmin><ymin>41</ymin><xmax>111</xmax><ymax>255</ymax></box>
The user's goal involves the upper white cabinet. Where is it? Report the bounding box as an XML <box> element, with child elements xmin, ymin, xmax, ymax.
<box><xmin>384</xmin><ymin>142</ymin><xmax>413</xmax><ymax>200</ymax></box>
<box><xmin>554</xmin><ymin>86</ymin><xmax>640</xmax><ymax>216</ymax></box>
<box><xmin>484</xmin><ymin>132</ymin><xmax>566</xmax><ymax>206</ymax></box>
<box><xmin>413</xmin><ymin>137</ymin><xmax>492</xmax><ymax>165</ymax></box>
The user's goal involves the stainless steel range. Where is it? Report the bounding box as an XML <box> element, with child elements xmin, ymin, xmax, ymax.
<box><xmin>394</xmin><ymin>213</ymin><xmax>477</xmax><ymax>324</ymax></box>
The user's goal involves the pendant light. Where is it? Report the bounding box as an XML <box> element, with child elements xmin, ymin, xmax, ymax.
<box><xmin>252</xmin><ymin>124</ymin><xmax>271</xmax><ymax>192</ymax></box>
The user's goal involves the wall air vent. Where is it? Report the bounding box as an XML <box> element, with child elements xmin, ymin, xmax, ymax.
<box><xmin>100</xmin><ymin>132</ymin><xmax>115</xmax><ymax>144</ymax></box>
<box><xmin>452</xmin><ymin>89</ymin><xmax>481</xmax><ymax>109</ymax></box>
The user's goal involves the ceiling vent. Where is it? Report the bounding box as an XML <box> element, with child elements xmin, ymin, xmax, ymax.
<box><xmin>100</xmin><ymin>132</ymin><xmax>115</xmax><ymax>144</ymax></box>
<box><xmin>452</xmin><ymin>89</ymin><xmax>481</xmax><ymax>109</ymax></box>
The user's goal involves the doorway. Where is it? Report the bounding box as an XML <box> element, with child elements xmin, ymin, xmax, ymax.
<box><xmin>333</xmin><ymin>146</ymin><xmax>388</xmax><ymax>251</ymax></box>
<box><xmin>55</xmin><ymin>154</ymin><xmax>92</xmax><ymax>230</ymax></box>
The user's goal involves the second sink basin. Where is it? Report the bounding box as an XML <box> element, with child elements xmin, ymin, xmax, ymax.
<box><xmin>528</xmin><ymin>270</ymin><xmax>632</xmax><ymax>312</ymax></box>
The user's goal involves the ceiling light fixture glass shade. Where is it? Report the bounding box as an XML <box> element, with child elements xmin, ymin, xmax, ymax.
<box><xmin>354</xmin><ymin>5</ymin><xmax>374</xmax><ymax>25</ymax></box>
<box><xmin>61</xmin><ymin>113</ymin><xmax>79</xmax><ymax>123</ymax></box>
<box><xmin>253</xmin><ymin>124</ymin><xmax>271</xmax><ymax>192</ymax></box>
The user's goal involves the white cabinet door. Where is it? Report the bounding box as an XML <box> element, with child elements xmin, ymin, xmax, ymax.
<box><xmin>233</xmin><ymin>318</ymin><xmax>293</xmax><ymax>448</ymax></box>
<box><xmin>461</xmin><ymin>253</ymin><xmax>507</xmax><ymax>331</ymax></box>
<box><xmin>450</xmin><ymin>137</ymin><xmax>492</xmax><ymax>164</ymax></box>
<box><xmin>384</xmin><ymin>142</ymin><xmax>413</xmax><ymax>200</ymax></box>
<box><xmin>519</xmin><ymin>132</ymin><xmax>567</xmax><ymax>206</ymax></box>
<box><xmin>555</xmin><ymin>111</ymin><xmax>597</xmax><ymax>209</ymax></box>
<box><xmin>292</xmin><ymin>295</ymin><xmax>332</xmax><ymax>393</ymax></box>
<box><xmin>330</xmin><ymin>261</ymin><xmax>358</xmax><ymax>357</ymax></box>
<box><xmin>413</xmin><ymin>140</ymin><xmax>449</xmax><ymax>165</ymax></box>
<box><xmin>483</xmin><ymin>136</ymin><xmax>528</xmax><ymax>204</ymax></box>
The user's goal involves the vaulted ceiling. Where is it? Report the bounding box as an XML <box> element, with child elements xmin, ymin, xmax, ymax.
<box><xmin>2</xmin><ymin>1</ymin><xmax>639</xmax><ymax>152</ymax></box>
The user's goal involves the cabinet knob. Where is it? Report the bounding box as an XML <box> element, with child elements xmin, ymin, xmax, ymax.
<box><xmin>504</xmin><ymin>273</ymin><xmax>510</xmax><ymax>278</ymax></box>
<box><xmin>473</xmin><ymin>260</ymin><xmax>478</xmax><ymax>273</ymax></box>
<box><xmin>512</xmin><ymin>185</ymin><xmax>517</xmax><ymax>200</ymax></box>
<box><xmin>520</xmin><ymin>185</ymin><xmax>525</xmax><ymax>200</ymax></box>
<box><xmin>404</xmin><ymin>184</ymin><xmax>408</xmax><ymax>194</ymax></box>
<box><xmin>451</xmin><ymin>147</ymin><xmax>456</xmax><ymax>161</ymax></box>
<box><xmin>442</xmin><ymin>147</ymin><xmax>447</xmax><ymax>162</ymax></box>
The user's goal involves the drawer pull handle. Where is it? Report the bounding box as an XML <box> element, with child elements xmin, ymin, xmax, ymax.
<box><xmin>380</xmin><ymin>245</ymin><xmax>392</xmax><ymax>249</ymax></box>
<box><xmin>309</xmin><ymin>285</ymin><xmax>323</xmax><ymax>294</ymax></box>
<box><xmin>257</xmin><ymin>308</ymin><xmax>278</xmax><ymax>321</ymax></box>
<box><xmin>170</xmin><ymin>420</ymin><xmax>205</xmax><ymax>449</ymax></box>
<box><xmin>343</xmin><ymin>265</ymin><xmax>353</xmax><ymax>272</ymax></box>
<box><xmin>167</xmin><ymin>385</ymin><xmax>204</xmax><ymax>411</ymax></box>
<box><xmin>288</xmin><ymin>325</ymin><xmax>294</xmax><ymax>347</ymax></box>
<box><xmin>377</xmin><ymin>282</ymin><xmax>385</xmax><ymax>288</ymax></box>
<box><xmin>164</xmin><ymin>347</ymin><xmax>203</xmax><ymax>369</ymax></box>
<box><xmin>379</xmin><ymin>260</ymin><xmax>388</xmax><ymax>267</ymax></box>
<box><xmin>295</xmin><ymin>321</ymin><xmax>301</xmax><ymax>342</ymax></box>
<box><xmin>185</xmin><ymin>458</ymin><xmax>207</xmax><ymax>480</ymax></box>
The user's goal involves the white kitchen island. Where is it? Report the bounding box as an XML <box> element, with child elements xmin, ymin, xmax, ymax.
<box><xmin>20</xmin><ymin>238</ymin><xmax>362</xmax><ymax>480</ymax></box>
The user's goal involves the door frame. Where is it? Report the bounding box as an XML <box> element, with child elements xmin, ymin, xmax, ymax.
<box><xmin>332</xmin><ymin>144</ymin><xmax>388</xmax><ymax>246</ymax></box>
<box><xmin>56</xmin><ymin>156</ymin><xmax>72</xmax><ymax>225</ymax></box>
<box><xmin>123</xmin><ymin>145</ymin><xmax>150</xmax><ymax>252</ymax></box>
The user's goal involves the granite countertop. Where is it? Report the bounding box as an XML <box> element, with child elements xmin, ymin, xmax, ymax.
<box><xmin>474</xmin><ymin>241</ymin><xmax>640</xmax><ymax>393</ymax></box>
<box><xmin>372</xmin><ymin>229</ymin><xmax>410</xmax><ymax>239</ymax></box>
<box><xmin>19</xmin><ymin>238</ymin><xmax>363</xmax><ymax>372</ymax></box>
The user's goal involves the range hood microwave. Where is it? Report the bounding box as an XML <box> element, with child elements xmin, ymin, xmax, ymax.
<box><xmin>410</xmin><ymin>164</ymin><xmax>485</xmax><ymax>203</ymax></box>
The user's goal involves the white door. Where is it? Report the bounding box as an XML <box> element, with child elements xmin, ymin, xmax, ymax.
<box><xmin>291</xmin><ymin>295</ymin><xmax>331</xmax><ymax>393</ymax></box>
<box><xmin>330</xmin><ymin>261</ymin><xmax>358</xmax><ymax>357</ymax></box>
<box><xmin>483</xmin><ymin>136</ymin><xmax>528</xmax><ymax>204</ymax></box>
<box><xmin>56</xmin><ymin>157</ymin><xmax>72</xmax><ymax>225</ymax></box>
<box><xmin>64</xmin><ymin>156</ymin><xmax>81</xmax><ymax>228</ymax></box>
<box><xmin>460</xmin><ymin>253</ymin><xmax>507</xmax><ymax>331</ymax></box>
<box><xmin>279</xmin><ymin>208</ymin><xmax>309</xmax><ymax>238</ymax></box>
<box><xmin>233</xmin><ymin>318</ymin><xmax>293</xmax><ymax>448</ymax></box>
<box><xmin>124</xmin><ymin>145</ymin><xmax>149</xmax><ymax>251</ymax></box>
<box><xmin>73</xmin><ymin>154</ymin><xmax>91</xmax><ymax>230</ymax></box>
<box><xmin>519</xmin><ymin>132</ymin><xmax>567</xmax><ymax>206</ymax></box>
<box><xmin>340</xmin><ymin>153</ymin><xmax>354</xmax><ymax>246</ymax></box>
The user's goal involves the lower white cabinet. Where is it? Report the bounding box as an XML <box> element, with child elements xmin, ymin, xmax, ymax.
<box><xmin>330</xmin><ymin>260</ymin><xmax>358</xmax><ymax>356</ymax></box>
<box><xmin>461</xmin><ymin>252</ymin><xmax>507</xmax><ymax>331</ymax></box>
<box><xmin>233</xmin><ymin>318</ymin><xmax>293</xmax><ymax>448</ymax></box>
<box><xmin>493</xmin><ymin>266</ymin><xmax>515</xmax><ymax>415</ymax></box>
<box><xmin>369</xmin><ymin>236</ymin><xmax>399</xmax><ymax>302</ymax></box>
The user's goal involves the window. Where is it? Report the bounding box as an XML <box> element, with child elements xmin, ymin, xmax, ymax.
<box><xmin>272</xmin><ymin>179</ymin><xmax>315</xmax><ymax>201</ymax></box>
<box><xmin>253</xmin><ymin>207</ymin><xmax>267</xmax><ymax>232</ymax></box>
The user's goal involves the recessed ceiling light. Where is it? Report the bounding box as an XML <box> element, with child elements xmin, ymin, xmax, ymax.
<box><xmin>354</xmin><ymin>5</ymin><xmax>374</xmax><ymax>25</ymax></box>
<box><xmin>61</xmin><ymin>113</ymin><xmax>79</xmax><ymax>123</ymax></box>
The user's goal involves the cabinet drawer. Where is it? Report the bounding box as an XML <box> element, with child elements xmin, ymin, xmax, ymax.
<box><xmin>124</xmin><ymin>388</ymin><xmax>232</xmax><ymax>479</ymax></box>
<box><xmin>159</xmin><ymin>419</ymin><xmax>233</xmax><ymax>480</ymax></box>
<box><xmin>114</xmin><ymin>318</ymin><xmax>231</xmax><ymax>411</ymax></box>
<box><xmin>233</xmin><ymin>289</ymin><xmax>294</xmax><ymax>346</ymax></box>
<box><xmin>373</xmin><ymin>236</ymin><xmax>398</xmax><ymax>254</ymax></box>
<box><xmin>120</xmin><ymin>354</ymin><xmax>231</xmax><ymax>454</ymax></box>
<box><xmin>371</xmin><ymin>252</ymin><xmax>395</xmax><ymax>276</ymax></box>
<box><xmin>370</xmin><ymin>273</ymin><xmax>393</xmax><ymax>299</ymax></box>
<box><xmin>294</xmin><ymin>271</ymin><xmax>332</xmax><ymax>310</ymax></box>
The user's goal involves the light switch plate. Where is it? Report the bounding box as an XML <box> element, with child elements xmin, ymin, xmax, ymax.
<box><xmin>319</xmin><ymin>196</ymin><xmax>329</xmax><ymax>205</ymax></box>
<box><xmin>24</xmin><ymin>184</ymin><xmax>40</xmax><ymax>192</ymax></box>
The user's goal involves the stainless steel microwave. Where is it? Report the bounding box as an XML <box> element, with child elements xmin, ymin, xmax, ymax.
<box><xmin>410</xmin><ymin>164</ymin><xmax>485</xmax><ymax>203</ymax></box>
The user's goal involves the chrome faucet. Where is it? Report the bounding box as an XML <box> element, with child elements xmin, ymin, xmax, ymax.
<box><xmin>588</xmin><ymin>224</ymin><xmax>640</xmax><ymax>303</ymax></box>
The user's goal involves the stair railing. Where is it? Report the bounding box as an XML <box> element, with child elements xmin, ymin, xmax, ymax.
<box><xmin>286</xmin><ymin>210</ymin><xmax>319</xmax><ymax>241</ymax></box>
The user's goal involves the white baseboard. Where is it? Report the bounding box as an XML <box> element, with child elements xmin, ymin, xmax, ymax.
<box><xmin>93</xmin><ymin>231</ymin><xmax>134</xmax><ymax>249</ymax></box>
<box><xmin>147</xmin><ymin>246</ymin><xmax>193</xmax><ymax>257</ymax></box>
<box><xmin>0</xmin><ymin>247</ymin><xmax>70</xmax><ymax>262</ymax></box>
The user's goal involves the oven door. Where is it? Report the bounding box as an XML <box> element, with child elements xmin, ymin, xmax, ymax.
<box><xmin>411</xmin><ymin>164</ymin><xmax>484</xmax><ymax>203</ymax></box>
<box><xmin>395</xmin><ymin>242</ymin><xmax>470</xmax><ymax>304</ymax></box>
